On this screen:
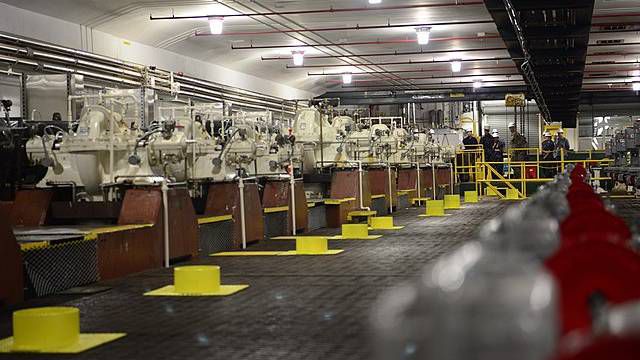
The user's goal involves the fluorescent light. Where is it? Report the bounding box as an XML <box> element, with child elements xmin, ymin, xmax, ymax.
<box><xmin>473</xmin><ymin>80</ymin><xmax>483</xmax><ymax>89</ymax></box>
<box><xmin>208</xmin><ymin>16</ymin><xmax>224</xmax><ymax>35</ymax></box>
<box><xmin>633</xmin><ymin>82</ymin><xmax>640</xmax><ymax>91</ymax></box>
<box><xmin>451</xmin><ymin>60</ymin><xmax>462</xmax><ymax>72</ymax></box>
<box><xmin>416</xmin><ymin>27</ymin><xmax>431</xmax><ymax>45</ymax></box>
<box><xmin>292</xmin><ymin>50</ymin><xmax>305</xmax><ymax>66</ymax></box>
<box><xmin>633</xmin><ymin>70</ymin><xmax>640</xmax><ymax>77</ymax></box>
<box><xmin>342</xmin><ymin>73</ymin><xmax>353</xmax><ymax>84</ymax></box>
<box><xmin>369</xmin><ymin>0</ymin><xmax>382</xmax><ymax>3</ymax></box>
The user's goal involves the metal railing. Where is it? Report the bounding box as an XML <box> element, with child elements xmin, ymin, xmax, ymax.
<box><xmin>456</xmin><ymin>146</ymin><xmax>613</xmax><ymax>199</ymax></box>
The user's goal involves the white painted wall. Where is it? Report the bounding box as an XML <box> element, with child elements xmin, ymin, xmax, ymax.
<box><xmin>0</xmin><ymin>2</ymin><xmax>314</xmax><ymax>100</ymax></box>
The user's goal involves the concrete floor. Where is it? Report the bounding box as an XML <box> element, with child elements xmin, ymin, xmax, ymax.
<box><xmin>0</xmin><ymin>200</ymin><xmax>509</xmax><ymax>360</ymax></box>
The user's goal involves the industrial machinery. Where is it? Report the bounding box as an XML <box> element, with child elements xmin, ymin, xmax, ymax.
<box><xmin>25</xmin><ymin>91</ymin><xmax>160</xmax><ymax>199</ymax></box>
<box><xmin>291</xmin><ymin>103</ymin><xmax>348</xmax><ymax>173</ymax></box>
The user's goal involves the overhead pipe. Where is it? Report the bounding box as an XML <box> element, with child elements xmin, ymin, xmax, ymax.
<box><xmin>232</xmin><ymin>35</ymin><xmax>502</xmax><ymax>50</ymax></box>
<box><xmin>323</xmin><ymin>72</ymin><xmax>521</xmax><ymax>83</ymax></box>
<box><xmin>307</xmin><ymin>65</ymin><xmax>517</xmax><ymax>76</ymax></box>
<box><xmin>0</xmin><ymin>32</ymin><xmax>143</xmax><ymax>72</ymax></box>
<box><xmin>197</xmin><ymin>19</ymin><xmax>495</xmax><ymax>37</ymax></box>
<box><xmin>191</xmin><ymin>19</ymin><xmax>631</xmax><ymax>37</ymax></box>
<box><xmin>0</xmin><ymin>33</ymin><xmax>298</xmax><ymax>114</ymax></box>
<box><xmin>262</xmin><ymin>46</ymin><xmax>508</xmax><ymax>61</ymax></box>
<box><xmin>339</xmin><ymin>78</ymin><xmax>524</xmax><ymax>89</ymax></box>
<box><xmin>287</xmin><ymin>56</ymin><xmax>512</xmax><ymax>69</ymax></box>
<box><xmin>150</xmin><ymin>1</ymin><xmax>486</xmax><ymax>20</ymax></box>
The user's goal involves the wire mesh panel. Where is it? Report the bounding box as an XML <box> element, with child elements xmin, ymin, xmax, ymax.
<box><xmin>397</xmin><ymin>194</ymin><xmax>410</xmax><ymax>209</ymax></box>
<box><xmin>371</xmin><ymin>198</ymin><xmax>388</xmax><ymax>216</ymax></box>
<box><xmin>199</xmin><ymin>221</ymin><xmax>235</xmax><ymax>255</ymax></box>
<box><xmin>263</xmin><ymin>212</ymin><xmax>289</xmax><ymax>238</ymax></box>
<box><xmin>22</xmin><ymin>239</ymin><xmax>99</xmax><ymax>297</ymax></box>
<box><xmin>308</xmin><ymin>204</ymin><xmax>327</xmax><ymax>231</ymax></box>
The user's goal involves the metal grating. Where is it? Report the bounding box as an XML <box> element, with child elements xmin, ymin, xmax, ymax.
<box><xmin>22</xmin><ymin>239</ymin><xmax>99</xmax><ymax>297</ymax></box>
<box><xmin>0</xmin><ymin>201</ymin><xmax>510</xmax><ymax>360</ymax></box>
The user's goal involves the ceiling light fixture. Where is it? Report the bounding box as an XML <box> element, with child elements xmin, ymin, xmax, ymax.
<box><xmin>473</xmin><ymin>80</ymin><xmax>483</xmax><ymax>89</ymax></box>
<box><xmin>633</xmin><ymin>82</ymin><xmax>640</xmax><ymax>91</ymax></box>
<box><xmin>451</xmin><ymin>60</ymin><xmax>462</xmax><ymax>72</ymax></box>
<box><xmin>415</xmin><ymin>27</ymin><xmax>431</xmax><ymax>45</ymax></box>
<box><xmin>208</xmin><ymin>16</ymin><xmax>224</xmax><ymax>34</ymax></box>
<box><xmin>369</xmin><ymin>0</ymin><xmax>382</xmax><ymax>4</ymax></box>
<box><xmin>292</xmin><ymin>50</ymin><xmax>305</xmax><ymax>66</ymax></box>
<box><xmin>342</xmin><ymin>72</ymin><xmax>353</xmax><ymax>84</ymax></box>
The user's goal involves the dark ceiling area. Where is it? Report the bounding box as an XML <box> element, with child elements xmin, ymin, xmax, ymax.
<box><xmin>482</xmin><ymin>1</ymin><xmax>594</xmax><ymax>127</ymax></box>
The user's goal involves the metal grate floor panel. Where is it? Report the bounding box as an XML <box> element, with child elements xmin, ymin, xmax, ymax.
<box><xmin>0</xmin><ymin>200</ymin><xmax>509</xmax><ymax>360</ymax></box>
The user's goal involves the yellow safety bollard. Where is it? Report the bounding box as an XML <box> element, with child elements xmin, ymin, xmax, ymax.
<box><xmin>420</xmin><ymin>200</ymin><xmax>447</xmax><ymax>217</ymax></box>
<box><xmin>443</xmin><ymin>195</ymin><xmax>461</xmax><ymax>210</ymax></box>
<box><xmin>331</xmin><ymin>223</ymin><xmax>382</xmax><ymax>240</ymax></box>
<box><xmin>0</xmin><ymin>307</ymin><xmax>125</xmax><ymax>354</ymax></box>
<box><xmin>504</xmin><ymin>188</ymin><xmax>520</xmax><ymax>201</ymax></box>
<box><xmin>464</xmin><ymin>191</ymin><xmax>479</xmax><ymax>203</ymax></box>
<box><xmin>369</xmin><ymin>217</ymin><xmax>404</xmax><ymax>230</ymax></box>
<box><xmin>145</xmin><ymin>265</ymin><xmax>249</xmax><ymax>296</ymax></box>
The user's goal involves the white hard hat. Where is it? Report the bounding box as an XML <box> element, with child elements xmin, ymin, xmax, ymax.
<box><xmin>491</xmin><ymin>129</ymin><xmax>499</xmax><ymax>137</ymax></box>
<box><xmin>483</xmin><ymin>124</ymin><xmax>490</xmax><ymax>130</ymax></box>
<box><xmin>429</xmin><ymin>129</ymin><xmax>435</xmax><ymax>134</ymax></box>
<box><xmin>543</xmin><ymin>131</ymin><xmax>551</xmax><ymax>137</ymax></box>
<box><xmin>508</xmin><ymin>122</ymin><xmax>515</xmax><ymax>128</ymax></box>
<box><xmin>557</xmin><ymin>128</ymin><xmax>564</xmax><ymax>134</ymax></box>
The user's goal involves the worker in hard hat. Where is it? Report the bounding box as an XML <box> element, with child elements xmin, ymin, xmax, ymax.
<box><xmin>508</xmin><ymin>122</ymin><xmax>528</xmax><ymax>179</ymax></box>
<box><xmin>489</xmin><ymin>129</ymin><xmax>505</xmax><ymax>176</ymax></box>
<box><xmin>541</xmin><ymin>131</ymin><xmax>556</xmax><ymax>178</ymax></box>
<box><xmin>427</xmin><ymin>128</ymin><xmax>436</xmax><ymax>144</ymax></box>
<box><xmin>479</xmin><ymin>125</ymin><xmax>493</xmax><ymax>162</ymax></box>
<box><xmin>555</xmin><ymin>128</ymin><xmax>570</xmax><ymax>155</ymax></box>
<box><xmin>461</xmin><ymin>130</ymin><xmax>479</xmax><ymax>182</ymax></box>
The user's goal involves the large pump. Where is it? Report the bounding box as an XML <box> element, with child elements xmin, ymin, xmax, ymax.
<box><xmin>26</xmin><ymin>91</ymin><xmax>157</xmax><ymax>199</ymax></box>
<box><xmin>291</xmin><ymin>106</ymin><xmax>348</xmax><ymax>173</ymax></box>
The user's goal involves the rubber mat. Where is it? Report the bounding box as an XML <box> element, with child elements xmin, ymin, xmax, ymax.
<box><xmin>0</xmin><ymin>200</ymin><xmax>510</xmax><ymax>360</ymax></box>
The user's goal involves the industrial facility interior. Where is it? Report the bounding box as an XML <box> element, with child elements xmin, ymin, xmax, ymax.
<box><xmin>2</xmin><ymin>0</ymin><xmax>640</xmax><ymax>358</ymax></box>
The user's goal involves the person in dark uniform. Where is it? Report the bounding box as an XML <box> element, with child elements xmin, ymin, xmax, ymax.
<box><xmin>479</xmin><ymin>125</ymin><xmax>493</xmax><ymax>162</ymax></box>
<box><xmin>489</xmin><ymin>129</ymin><xmax>505</xmax><ymax>176</ymax></box>
<box><xmin>460</xmin><ymin>130</ymin><xmax>479</xmax><ymax>182</ymax></box>
<box><xmin>555</xmin><ymin>128</ymin><xmax>570</xmax><ymax>156</ymax></box>
<box><xmin>541</xmin><ymin>132</ymin><xmax>556</xmax><ymax>179</ymax></box>
<box><xmin>508</xmin><ymin>122</ymin><xmax>528</xmax><ymax>179</ymax></box>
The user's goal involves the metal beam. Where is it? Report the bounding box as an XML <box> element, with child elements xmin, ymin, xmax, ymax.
<box><xmin>286</xmin><ymin>57</ymin><xmax>513</xmax><ymax>69</ymax></box>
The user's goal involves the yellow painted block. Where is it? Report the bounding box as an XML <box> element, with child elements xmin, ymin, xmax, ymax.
<box><xmin>371</xmin><ymin>194</ymin><xmax>386</xmax><ymax>199</ymax></box>
<box><xmin>443</xmin><ymin>195</ymin><xmax>461</xmax><ymax>210</ymax></box>
<box><xmin>370</xmin><ymin>217</ymin><xmax>404</xmax><ymax>230</ymax></box>
<box><xmin>0</xmin><ymin>307</ymin><xmax>125</xmax><ymax>354</ymax></box>
<box><xmin>504</xmin><ymin>188</ymin><xmax>520</xmax><ymax>200</ymax></box>
<box><xmin>211</xmin><ymin>251</ymin><xmax>284</xmax><ymax>256</ymax></box>
<box><xmin>347</xmin><ymin>210</ymin><xmax>376</xmax><ymax>221</ymax></box>
<box><xmin>264</xmin><ymin>206</ymin><xmax>289</xmax><ymax>214</ymax></box>
<box><xmin>198</xmin><ymin>214</ymin><xmax>232</xmax><ymax>225</ymax></box>
<box><xmin>296</xmin><ymin>237</ymin><xmax>328</xmax><ymax>254</ymax></box>
<box><xmin>330</xmin><ymin>223</ymin><xmax>382</xmax><ymax>240</ymax></box>
<box><xmin>486</xmin><ymin>187</ymin><xmax>499</xmax><ymax>197</ymax></box>
<box><xmin>464</xmin><ymin>191</ymin><xmax>479</xmax><ymax>203</ymax></box>
<box><xmin>84</xmin><ymin>224</ymin><xmax>153</xmax><ymax>240</ymax></box>
<box><xmin>144</xmin><ymin>265</ymin><xmax>248</xmax><ymax>296</ymax></box>
<box><xmin>420</xmin><ymin>200</ymin><xmax>446</xmax><ymax>217</ymax></box>
<box><xmin>325</xmin><ymin>197</ymin><xmax>356</xmax><ymax>205</ymax></box>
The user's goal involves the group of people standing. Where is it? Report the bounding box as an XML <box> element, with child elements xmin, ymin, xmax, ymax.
<box><xmin>540</xmin><ymin>129</ymin><xmax>570</xmax><ymax>178</ymax></box>
<box><xmin>461</xmin><ymin>123</ymin><xmax>570</xmax><ymax>179</ymax></box>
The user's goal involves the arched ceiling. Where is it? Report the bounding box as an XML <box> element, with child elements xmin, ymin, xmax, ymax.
<box><xmin>2</xmin><ymin>0</ymin><xmax>640</xmax><ymax>100</ymax></box>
